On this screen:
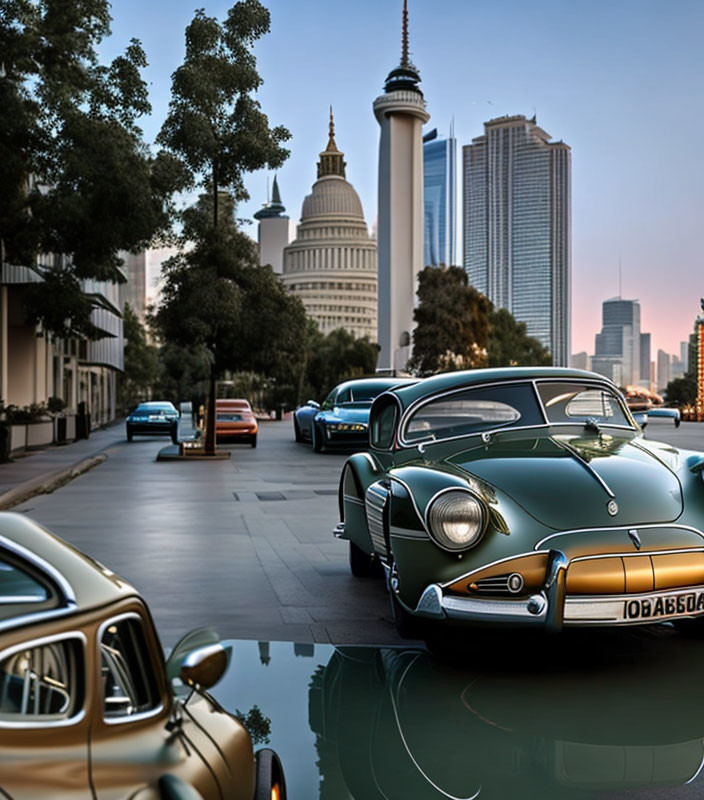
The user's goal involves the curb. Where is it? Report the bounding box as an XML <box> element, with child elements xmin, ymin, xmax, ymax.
<box><xmin>0</xmin><ymin>453</ymin><xmax>108</xmax><ymax>511</ymax></box>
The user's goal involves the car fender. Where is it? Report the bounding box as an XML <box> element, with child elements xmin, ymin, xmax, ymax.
<box><xmin>339</xmin><ymin>453</ymin><xmax>386</xmax><ymax>555</ymax></box>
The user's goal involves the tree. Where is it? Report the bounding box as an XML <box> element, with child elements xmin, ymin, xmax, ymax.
<box><xmin>156</xmin><ymin>1</ymin><xmax>290</xmax><ymax>454</ymax></box>
<box><xmin>408</xmin><ymin>266</ymin><xmax>490</xmax><ymax>377</ymax></box>
<box><xmin>487</xmin><ymin>307</ymin><xmax>552</xmax><ymax>367</ymax></box>
<box><xmin>304</xmin><ymin>328</ymin><xmax>380</xmax><ymax>401</ymax></box>
<box><xmin>1</xmin><ymin>0</ymin><xmax>182</xmax><ymax>338</ymax></box>
<box><xmin>119</xmin><ymin>303</ymin><xmax>159</xmax><ymax>410</ymax></box>
<box><xmin>665</xmin><ymin>374</ymin><xmax>696</xmax><ymax>406</ymax></box>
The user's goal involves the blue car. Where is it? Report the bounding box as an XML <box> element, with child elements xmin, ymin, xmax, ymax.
<box><xmin>126</xmin><ymin>401</ymin><xmax>180</xmax><ymax>443</ymax></box>
<box><xmin>293</xmin><ymin>378</ymin><xmax>415</xmax><ymax>452</ymax></box>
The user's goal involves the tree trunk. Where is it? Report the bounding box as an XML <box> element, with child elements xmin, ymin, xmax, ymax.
<box><xmin>205</xmin><ymin>367</ymin><xmax>217</xmax><ymax>455</ymax></box>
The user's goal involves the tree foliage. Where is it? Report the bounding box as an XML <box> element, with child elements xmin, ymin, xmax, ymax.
<box><xmin>408</xmin><ymin>266</ymin><xmax>491</xmax><ymax>377</ymax></box>
<box><xmin>1</xmin><ymin>0</ymin><xmax>183</xmax><ymax>338</ymax></box>
<box><xmin>304</xmin><ymin>328</ymin><xmax>380</xmax><ymax>401</ymax></box>
<box><xmin>119</xmin><ymin>303</ymin><xmax>159</xmax><ymax>410</ymax></box>
<box><xmin>487</xmin><ymin>307</ymin><xmax>552</xmax><ymax>367</ymax></box>
<box><xmin>665</xmin><ymin>374</ymin><xmax>697</xmax><ymax>406</ymax></box>
<box><xmin>155</xmin><ymin>1</ymin><xmax>291</xmax><ymax>453</ymax></box>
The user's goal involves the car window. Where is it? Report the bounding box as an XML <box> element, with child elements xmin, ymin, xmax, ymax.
<box><xmin>0</xmin><ymin>559</ymin><xmax>50</xmax><ymax>604</ymax></box>
<box><xmin>321</xmin><ymin>390</ymin><xmax>336</xmax><ymax>411</ymax></box>
<box><xmin>0</xmin><ymin>637</ymin><xmax>84</xmax><ymax>723</ymax></box>
<box><xmin>336</xmin><ymin>389</ymin><xmax>351</xmax><ymax>404</ymax></box>
<box><xmin>538</xmin><ymin>382</ymin><xmax>632</xmax><ymax>427</ymax></box>
<box><xmin>217</xmin><ymin>412</ymin><xmax>243</xmax><ymax>421</ymax></box>
<box><xmin>101</xmin><ymin>617</ymin><xmax>160</xmax><ymax>720</ymax></box>
<box><xmin>349</xmin><ymin>385</ymin><xmax>388</xmax><ymax>403</ymax></box>
<box><xmin>371</xmin><ymin>399</ymin><xmax>398</xmax><ymax>449</ymax></box>
<box><xmin>404</xmin><ymin>384</ymin><xmax>544</xmax><ymax>442</ymax></box>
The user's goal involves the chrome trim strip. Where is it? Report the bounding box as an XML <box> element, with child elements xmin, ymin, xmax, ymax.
<box><xmin>0</xmin><ymin>606</ymin><xmax>78</xmax><ymax>634</ymax></box>
<box><xmin>545</xmin><ymin>550</ymin><xmax>569</xmax><ymax>633</ymax></box>
<box><xmin>685</xmin><ymin>747</ymin><xmax>704</xmax><ymax>784</ymax></box>
<box><xmin>629</xmin><ymin>439</ymin><xmax>680</xmax><ymax>477</ymax></box>
<box><xmin>0</xmin><ymin>533</ymin><xmax>76</xmax><ymax>606</ymax></box>
<box><xmin>534</xmin><ymin>524</ymin><xmax>704</xmax><ymax>551</ymax></box>
<box><xmin>398</xmin><ymin>377</ymin><xmax>635</xmax><ymax>449</ymax></box>
<box><xmin>389</xmin><ymin>525</ymin><xmax>427</xmax><ymax>541</ymax></box>
<box><xmin>0</xmin><ymin>595</ymin><xmax>48</xmax><ymax>604</ymax></box>
<box><xmin>369</xmin><ymin>391</ymin><xmax>404</xmax><ymax>452</ymax></box>
<box><xmin>343</xmin><ymin>495</ymin><xmax>365</xmax><ymax>507</ymax></box>
<box><xmin>570</xmin><ymin>547</ymin><xmax>704</xmax><ymax>562</ymax></box>
<box><xmin>531</xmin><ymin>380</ymin><xmax>550</xmax><ymax>425</ymax></box>
<box><xmin>388</xmin><ymin>475</ymin><xmax>428</xmax><ymax>533</ymax></box>
<box><xmin>0</xmin><ymin>631</ymin><xmax>87</xmax><ymax>729</ymax></box>
<box><xmin>438</xmin><ymin>550</ymin><xmax>549</xmax><ymax>589</ymax></box>
<box><xmin>97</xmin><ymin>612</ymin><xmax>165</xmax><ymax>726</ymax></box>
<box><xmin>551</xmin><ymin>438</ymin><xmax>616</xmax><ymax>499</ymax></box>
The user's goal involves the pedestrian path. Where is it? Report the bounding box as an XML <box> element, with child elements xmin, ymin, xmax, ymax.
<box><xmin>0</xmin><ymin>424</ymin><xmax>127</xmax><ymax>503</ymax></box>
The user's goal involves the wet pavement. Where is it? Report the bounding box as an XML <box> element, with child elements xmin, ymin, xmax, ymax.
<box><xmin>214</xmin><ymin>631</ymin><xmax>704</xmax><ymax>800</ymax></box>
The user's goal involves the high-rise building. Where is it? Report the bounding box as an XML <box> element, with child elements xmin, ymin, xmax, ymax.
<box><xmin>657</xmin><ymin>349</ymin><xmax>672</xmax><ymax>393</ymax></box>
<box><xmin>591</xmin><ymin>298</ymin><xmax>641</xmax><ymax>387</ymax></box>
<box><xmin>571</xmin><ymin>352</ymin><xmax>590</xmax><ymax>371</ymax></box>
<box><xmin>681</xmin><ymin>340</ymin><xmax>689</xmax><ymax>373</ymax></box>
<box><xmin>640</xmin><ymin>333</ymin><xmax>651</xmax><ymax>384</ymax></box>
<box><xmin>463</xmin><ymin>114</ymin><xmax>571</xmax><ymax>366</ymax></box>
<box><xmin>423</xmin><ymin>127</ymin><xmax>456</xmax><ymax>267</ymax></box>
<box><xmin>281</xmin><ymin>112</ymin><xmax>377</xmax><ymax>340</ymax></box>
<box><xmin>374</xmin><ymin>0</ymin><xmax>429</xmax><ymax>373</ymax></box>
<box><xmin>254</xmin><ymin>175</ymin><xmax>289</xmax><ymax>274</ymax></box>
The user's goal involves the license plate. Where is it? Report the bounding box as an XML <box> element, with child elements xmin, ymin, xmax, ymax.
<box><xmin>624</xmin><ymin>589</ymin><xmax>704</xmax><ymax>620</ymax></box>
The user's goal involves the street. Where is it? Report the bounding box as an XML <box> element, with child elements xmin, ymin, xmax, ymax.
<box><xmin>12</xmin><ymin>418</ymin><xmax>401</xmax><ymax>648</ymax></box>
<box><xmin>9</xmin><ymin>415</ymin><xmax>702</xmax><ymax>648</ymax></box>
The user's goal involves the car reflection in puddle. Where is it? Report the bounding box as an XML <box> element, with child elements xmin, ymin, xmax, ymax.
<box><xmin>212</xmin><ymin>633</ymin><xmax>704</xmax><ymax>799</ymax></box>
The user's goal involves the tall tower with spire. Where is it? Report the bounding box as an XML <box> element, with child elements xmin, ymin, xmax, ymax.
<box><xmin>254</xmin><ymin>174</ymin><xmax>289</xmax><ymax>274</ymax></box>
<box><xmin>374</xmin><ymin>0</ymin><xmax>429</xmax><ymax>373</ymax></box>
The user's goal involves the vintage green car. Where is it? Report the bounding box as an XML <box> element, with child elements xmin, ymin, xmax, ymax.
<box><xmin>336</xmin><ymin>367</ymin><xmax>704</xmax><ymax>637</ymax></box>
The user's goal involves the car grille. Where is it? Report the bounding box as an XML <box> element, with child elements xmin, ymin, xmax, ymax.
<box><xmin>365</xmin><ymin>482</ymin><xmax>389</xmax><ymax>557</ymax></box>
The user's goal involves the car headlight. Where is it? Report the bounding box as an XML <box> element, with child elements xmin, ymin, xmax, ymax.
<box><xmin>426</xmin><ymin>490</ymin><xmax>485</xmax><ymax>551</ymax></box>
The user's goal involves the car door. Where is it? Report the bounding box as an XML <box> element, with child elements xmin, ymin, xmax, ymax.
<box><xmin>0</xmin><ymin>628</ymin><xmax>93</xmax><ymax>799</ymax></box>
<box><xmin>89</xmin><ymin>604</ymin><xmax>227</xmax><ymax>800</ymax></box>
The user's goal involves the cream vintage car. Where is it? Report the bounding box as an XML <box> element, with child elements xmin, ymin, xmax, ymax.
<box><xmin>0</xmin><ymin>512</ymin><xmax>285</xmax><ymax>799</ymax></box>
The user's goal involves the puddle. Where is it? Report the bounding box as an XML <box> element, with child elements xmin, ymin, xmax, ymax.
<box><xmin>213</xmin><ymin>635</ymin><xmax>704</xmax><ymax>799</ymax></box>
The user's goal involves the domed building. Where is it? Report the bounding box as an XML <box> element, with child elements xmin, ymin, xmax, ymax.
<box><xmin>282</xmin><ymin>111</ymin><xmax>377</xmax><ymax>340</ymax></box>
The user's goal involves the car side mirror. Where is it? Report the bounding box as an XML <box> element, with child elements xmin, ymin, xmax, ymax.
<box><xmin>179</xmin><ymin>643</ymin><xmax>228</xmax><ymax>690</ymax></box>
<box><xmin>307</xmin><ymin>400</ymin><xmax>320</xmax><ymax>409</ymax></box>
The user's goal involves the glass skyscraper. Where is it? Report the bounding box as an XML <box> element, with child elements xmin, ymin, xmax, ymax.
<box><xmin>423</xmin><ymin>128</ymin><xmax>456</xmax><ymax>267</ymax></box>
<box><xmin>463</xmin><ymin>115</ymin><xmax>571</xmax><ymax>366</ymax></box>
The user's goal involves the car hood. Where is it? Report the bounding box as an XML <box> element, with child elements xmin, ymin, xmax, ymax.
<box><xmin>320</xmin><ymin>406</ymin><xmax>370</xmax><ymax>424</ymax></box>
<box><xmin>448</xmin><ymin>432</ymin><xmax>683</xmax><ymax>530</ymax></box>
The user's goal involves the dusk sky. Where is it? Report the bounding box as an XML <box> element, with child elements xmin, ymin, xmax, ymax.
<box><xmin>101</xmin><ymin>0</ymin><xmax>704</xmax><ymax>360</ymax></box>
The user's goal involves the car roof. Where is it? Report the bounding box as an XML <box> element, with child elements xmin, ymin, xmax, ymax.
<box><xmin>137</xmin><ymin>401</ymin><xmax>176</xmax><ymax>409</ymax></box>
<box><xmin>0</xmin><ymin>513</ymin><xmax>138</xmax><ymax>631</ymax></box>
<box><xmin>388</xmin><ymin>367</ymin><xmax>615</xmax><ymax>411</ymax></box>
<box><xmin>216</xmin><ymin>398</ymin><xmax>250</xmax><ymax>406</ymax></box>
<box><xmin>333</xmin><ymin>377</ymin><xmax>418</xmax><ymax>395</ymax></box>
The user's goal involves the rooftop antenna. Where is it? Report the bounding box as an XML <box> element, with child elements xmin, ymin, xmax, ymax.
<box><xmin>401</xmin><ymin>0</ymin><xmax>409</xmax><ymax>67</ymax></box>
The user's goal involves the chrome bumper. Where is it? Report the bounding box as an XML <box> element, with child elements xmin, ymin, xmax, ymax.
<box><xmin>407</xmin><ymin>549</ymin><xmax>704</xmax><ymax>632</ymax></box>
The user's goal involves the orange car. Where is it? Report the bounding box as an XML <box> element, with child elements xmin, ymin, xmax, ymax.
<box><xmin>215</xmin><ymin>399</ymin><xmax>258</xmax><ymax>447</ymax></box>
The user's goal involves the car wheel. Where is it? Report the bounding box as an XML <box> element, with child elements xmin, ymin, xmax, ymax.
<box><xmin>254</xmin><ymin>748</ymin><xmax>287</xmax><ymax>800</ymax></box>
<box><xmin>126</xmin><ymin>427</ymin><xmax>133</xmax><ymax>442</ymax></box>
<box><xmin>251</xmin><ymin>434</ymin><xmax>257</xmax><ymax>448</ymax></box>
<box><xmin>312</xmin><ymin>423</ymin><xmax>324</xmax><ymax>453</ymax></box>
<box><xmin>293</xmin><ymin>416</ymin><xmax>303</xmax><ymax>443</ymax></box>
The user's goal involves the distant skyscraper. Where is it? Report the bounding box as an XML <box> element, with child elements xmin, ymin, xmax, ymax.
<box><xmin>592</xmin><ymin>298</ymin><xmax>641</xmax><ymax>387</ymax></box>
<box><xmin>254</xmin><ymin>175</ymin><xmax>289</xmax><ymax>274</ymax></box>
<box><xmin>463</xmin><ymin>114</ymin><xmax>571</xmax><ymax>366</ymax></box>
<box><xmin>571</xmin><ymin>352</ymin><xmax>590</xmax><ymax>371</ymax></box>
<box><xmin>657</xmin><ymin>349</ymin><xmax>672</xmax><ymax>393</ymax></box>
<box><xmin>681</xmin><ymin>340</ymin><xmax>689</xmax><ymax>373</ymax></box>
<box><xmin>640</xmin><ymin>332</ymin><xmax>651</xmax><ymax>383</ymax></box>
<box><xmin>374</xmin><ymin>0</ymin><xmax>429</xmax><ymax>372</ymax></box>
<box><xmin>423</xmin><ymin>127</ymin><xmax>456</xmax><ymax>266</ymax></box>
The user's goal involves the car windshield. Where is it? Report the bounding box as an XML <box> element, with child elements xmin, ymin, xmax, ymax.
<box><xmin>404</xmin><ymin>383</ymin><xmax>544</xmax><ymax>442</ymax></box>
<box><xmin>135</xmin><ymin>404</ymin><xmax>174</xmax><ymax>414</ymax></box>
<box><xmin>537</xmin><ymin>382</ymin><xmax>632</xmax><ymax>427</ymax></box>
<box><xmin>337</xmin><ymin>385</ymin><xmax>395</xmax><ymax>405</ymax></box>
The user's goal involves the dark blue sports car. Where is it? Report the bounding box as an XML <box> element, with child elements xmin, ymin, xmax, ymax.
<box><xmin>293</xmin><ymin>378</ymin><xmax>415</xmax><ymax>452</ymax></box>
<box><xmin>126</xmin><ymin>401</ymin><xmax>180</xmax><ymax>443</ymax></box>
